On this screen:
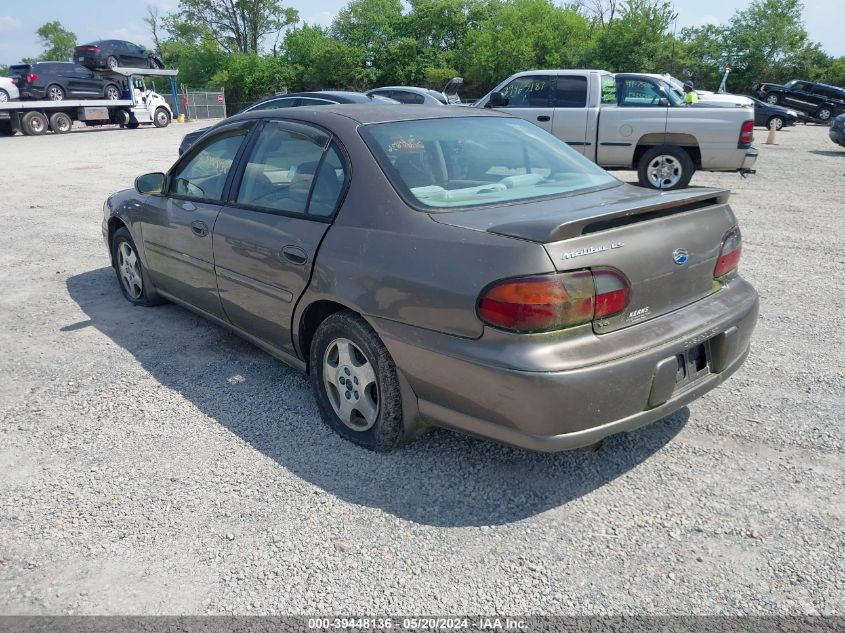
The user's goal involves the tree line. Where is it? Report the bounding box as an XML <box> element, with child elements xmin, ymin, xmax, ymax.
<box><xmin>4</xmin><ymin>0</ymin><xmax>844</xmax><ymax>111</ymax></box>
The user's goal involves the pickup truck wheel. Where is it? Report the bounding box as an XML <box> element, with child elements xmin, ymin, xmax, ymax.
<box><xmin>816</xmin><ymin>106</ymin><xmax>833</xmax><ymax>122</ymax></box>
<box><xmin>765</xmin><ymin>93</ymin><xmax>780</xmax><ymax>105</ymax></box>
<box><xmin>153</xmin><ymin>107</ymin><xmax>171</xmax><ymax>128</ymax></box>
<box><xmin>637</xmin><ymin>146</ymin><xmax>694</xmax><ymax>191</ymax></box>
<box><xmin>21</xmin><ymin>111</ymin><xmax>48</xmax><ymax>136</ymax></box>
<box><xmin>49</xmin><ymin>112</ymin><xmax>73</xmax><ymax>134</ymax></box>
<box><xmin>767</xmin><ymin>115</ymin><xmax>785</xmax><ymax>130</ymax></box>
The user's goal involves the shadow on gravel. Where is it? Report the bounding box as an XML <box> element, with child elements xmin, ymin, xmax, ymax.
<box><xmin>809</xmin><ymin>150</ymin><xmax>844</xmax><ymax>157</ymax></box>
<box><xmin>67</xmin><ymin>267</ymin><xmax>687</xmax><ymax>527</ymax></box>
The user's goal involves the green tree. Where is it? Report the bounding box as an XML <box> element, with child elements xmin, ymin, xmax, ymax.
<box><xmin>35</xmin><ymin>21</ymin><xmax>77</xmax><ymax>62</ymax></box>
<box><xmin>592</xmin><ymin>0</ymin><xmax>677</xmax><ymax>73</ymax></box>
<box><xmin>176</xmin><ymin>0</ymin><xmax>298</xmax><ymax>54</ymax></box>
<box><xmin>212</xmin><ymin>53</ymin><xmax>294</xmax><ymax>109</ymax></box>
<box><xmin>284</xmin><ymin>24</ymin><xmax>372</xmax><ymax>89</ymax></box>
<box><xmin>457</xmin><ymin>0</ymin><xmax>591</xmax><ymax>90</ymax></box>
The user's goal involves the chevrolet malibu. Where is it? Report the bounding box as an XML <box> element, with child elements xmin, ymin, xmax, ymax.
<box><xmin>102</xmin><ymin>106</ymin><xmax>758</xmax><ymax>452</ymax></box>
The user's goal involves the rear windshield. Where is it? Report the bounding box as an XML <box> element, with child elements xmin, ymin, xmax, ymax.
<box><xmin>362</xmin><ymin>117</ymin><xmax>617</xmax><ymax>209</ymax></box>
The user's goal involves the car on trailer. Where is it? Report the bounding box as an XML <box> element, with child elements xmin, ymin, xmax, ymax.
<box><xmin>9</xmin><ymin>62</ymin><xmax>123</xmax><ymax>101</ymax></box>
<box><xmin>74</xmin><ymin>40</ymin><xmax>164</xmax><ymax>70</ymax></box>
<box><xmin>0</xmin><ymin>77</ymin><xmax>20</xmax><ymax>102</ymax></box>
<box><xmin>0</xmin><ymin>67</ymin><xmax>178</xmax><ymax>137</ymax></box>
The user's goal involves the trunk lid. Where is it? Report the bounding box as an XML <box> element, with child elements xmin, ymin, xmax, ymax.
<box><xmin>430</xmin><ymin>183</ymin><xmax>737</xmax><ymax>334</ymax></box>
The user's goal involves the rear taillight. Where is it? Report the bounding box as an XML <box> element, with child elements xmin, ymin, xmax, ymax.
<box><xmin>10</xmin><ymin>78</ymin><xmax>17</xmax><ymax>85</ymax></box>
<box><xmin>593</xmin><ymin>269</ymin><xmax>630</xmax><ymax>319</ymax></box>
<box><xmin>738</xmin><ymin>120</ymin><xmax>754</xmax><ymax>147</ymax></box>
<box><xmin>27</xmin><ymin>73</ymin><xmax>38</xmax><ymax>83</ymax></box>
<box><xmin>478</xmin><ymin>269</ymin><xmax>629</xmax><ymax>333</ymax></box>
<box><xmin>714</xmin><ymin>227</ymin><xmax>742</xmax><ymax>278</ymax></box>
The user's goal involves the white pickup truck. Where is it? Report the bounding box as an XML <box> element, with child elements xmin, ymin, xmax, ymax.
<box><xmin>475</xmin><ymin>70</ymin><xmax>758</xmax><ymax>190</ymax></box>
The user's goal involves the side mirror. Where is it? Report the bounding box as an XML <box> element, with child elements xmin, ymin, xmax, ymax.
<box><xmin>659</xmin><ymin>97</ymin><xmax>670</xmax><ymax>107</ymax></box>
<box><xmin>135</xmin><ymin>172</ymin><xmax>165</xmax><ymax>195</ymax></box>
<box><xmin>487</xmin><ymin>91</ymin><xmax>508</xmax><ymax>108</ymax></box>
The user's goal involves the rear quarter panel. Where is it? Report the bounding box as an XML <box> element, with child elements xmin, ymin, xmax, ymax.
<box><xmin>666</xmin><ymin>107</ymin><xmax>750</xmax><ymax>170</ymax></box>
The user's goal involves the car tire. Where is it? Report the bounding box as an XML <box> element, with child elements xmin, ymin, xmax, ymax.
<box><xmin>49</xmin><ymin>111</ymin><xmax>73</xmax><ymax>134</ymax></box>
<box><xmin>767</xmin><ymin>115</ymin><xmax>785</xmax><ymax>130</ymax></box>
<box><xmin>21</xmin><ymin>111</ymin><xmax>48</xmax><ymax>136</ymax></box>
<box><xmin>153</xmin><ymin>107</ymin><xmax>171</xmax><ymax>128</ymax></box>
<box><xmin>765</xmin><ymin>93</ymin><xmax>780</xmax><ymax>105</ymax></box>
<box><xmin>310</xmin><ymin>311</ymin><xmax>406</xmax><ymax>452</ymax></box>
<box><xmin>111</xmin><ymin>227</ymin><xmax>163</xmax><ymax>306</ymax></box>
<box><xmin>107</xmin><ymin>56</ymin><xmax>119</xmax><ymax>70</ymax></box>
<box><xmin>104</xmin><ymin>84</ymin><xmax>121</xmax><ymax>100</ymax></box>
<box><xmin>816</xmin><ymin>106</ymin><xmax>833</xmax><ymax>122</ymax></box>
<box><xmin>0</xmin><ymin>89</ymin><xmax>9</xmax><ymax>102</ymax></box>
<box><xmin>46</xmin><ymin>84</ymin><xmax>65</xmax><ymax>101</ymax></box>
<box><xmin>637</xmin><ymin>145</ymin><xmax>694</xmax><ymax>191</ymax></box>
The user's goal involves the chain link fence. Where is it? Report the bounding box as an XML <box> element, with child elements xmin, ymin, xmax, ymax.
<box><xmin>162</xmin><ymin>88</ymin><xmax>227</xmax><ymax>120</ymax></box>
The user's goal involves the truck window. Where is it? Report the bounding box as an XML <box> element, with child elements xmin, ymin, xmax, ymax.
<box><xmin>552</xmin><ymin>76</ymin><xmax>587</xmax><ymax>108</ymax></box>
<box><xmin>500</xmin><ymin>76</ymin><xmax>551</xmax><ymax>108</ymax></box>
<box><xmin>619</xmin><ymin>79</ymin><xmax>666</xmax><ymax>107</ymax></box>
<box><xmin>601</xmin><ymin>75</ymin><xmax>617</xmax><ymax>104</ymax></box>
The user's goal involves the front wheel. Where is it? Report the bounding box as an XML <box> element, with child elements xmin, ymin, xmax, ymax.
<box><xmin>104</xmin><ymin>84</ymin><xmax>121</xmax><ymax>100</ymax></box>
<box><xmin>111</xmin><ymin>227</ymin><xmax>162</xmax><ymax>306</ymax></box>
<box><xmin>0</xmin><ymin>89</ymin><xmax>9</xmax><ymax>102</ymax></box>
<box><xmin>153</xmin><ymin>107</ymin><xmax>171</xmax><ymax>128</ymax></box>
<box><xmin>637</xmin><ymin>145</ymin><xmax>695</xmax><ymax>191</ymax></box>
<box><xmin>310</xmin><ymin>312</ymin><xmax>406</xmax><ymax>452</ymax></box>
<box><xmin>816</xmin><ymin>106</ymin><xmax>833</xmax><ymax>121</ymax></box>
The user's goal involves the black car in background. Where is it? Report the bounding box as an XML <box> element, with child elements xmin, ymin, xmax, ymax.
<box><xmin>8</xmin><ymin>62</ymin><xmax>123</xmax><ymax>101</ymax></box>
<box><xmin>830</xmin><ymin>114</ymin><xmax>845</xmax><ymax>148</ymax></box>
<box><xmin>754</xmin><ymin>79</ymin><xmax>845</xmax><ymax>122</ymax></box>
<box><xmin>178</xmin><ymin>91</ymin><xmax>398</xmax><ymax>155</ymax></box>
<box><xmin>748</xmin><ymin>96</ymin><xmax>799</xmax><ymax>130</ymax></box>
<box><xmin>74</xmin><ymin>40</ymin><xmax>164</xmax><ymax>70</ymax></box>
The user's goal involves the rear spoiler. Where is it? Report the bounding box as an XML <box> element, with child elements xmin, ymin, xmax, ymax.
<box><xmin>488</xmin><ymin>188</ymin><xmax>731</xmax><ymax>243</ymax></box>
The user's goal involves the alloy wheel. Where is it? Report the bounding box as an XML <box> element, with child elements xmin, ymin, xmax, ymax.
<box><xmin>47</xmin><ymin>86</ymin><xmax>64</xmax><ymax>101</ymax></box>
<box><xmin>322</xmin><ymin>338</ymin><xmax>379</xmax><ymax>431</ymax></box>
<box><xmin>646</xmin><ymin>155</ymin><xmax>682</xmax><ymax>189</ymax></box>
<box><xmin>117</xmin><ymin>241</ymin><xmax>143</xmax><ymax>300</ymax></box>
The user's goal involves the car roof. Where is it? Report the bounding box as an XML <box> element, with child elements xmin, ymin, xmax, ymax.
<box><xmin>249</xmin><ymin>91</ymin><xmax>378</xmax><ymax>106</ymax></box>
<box><xmin>229</xmin><ymin>104</ymin><xmax>505</xmax><ymax>126</ymax></box>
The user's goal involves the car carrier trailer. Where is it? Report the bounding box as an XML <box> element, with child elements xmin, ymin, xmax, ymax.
<box><xmin>0</xmin><ymin>67</ymin><xmax>179</xmax><ymax>137</ymax></box>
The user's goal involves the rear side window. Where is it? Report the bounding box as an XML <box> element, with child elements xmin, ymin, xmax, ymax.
<box><xmin>248</xmin><ymin>98</ymin><xmax>298</xmax><ymax>111</ymax></box>
<box><xmin>236</xmin><ymin>121</ymin><xmax>345</xmax><ymax>217</ymax></box>
<box><xmin>601</xmin><ymin>74</ymin><xmax>617</xmax><ymax>103</ymax></box>
<box><xmin>170</xmin><ymin>129</ymin><xmax>248</xmax><ymax>202</ymax></box>
<box><xmin>552</xmin><ymin>76</ymin><xmax>587</xmax><ymax>108</ymax></box>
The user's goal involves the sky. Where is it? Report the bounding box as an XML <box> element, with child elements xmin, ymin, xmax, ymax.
<box><xmin>1</xmin><ymin>0</ymin><xmax>842</xmax><ymax>65</ymax></box>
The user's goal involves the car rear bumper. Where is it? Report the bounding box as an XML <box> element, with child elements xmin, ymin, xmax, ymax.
<box><xmin>371</xmin><ymin>278</ymin><xmax>759</xmax><ymax>452</ymax></box>
<box><xmin>741</xmin><ymin>147</ymin><xmax>758</xmax><ymax>171</ymax></box>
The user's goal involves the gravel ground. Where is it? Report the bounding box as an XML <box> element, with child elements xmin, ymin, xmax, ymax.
<box><xmin>0</xmin><ymin>120</ymin><xmax>843</xmax><ymax>616</ymax></box>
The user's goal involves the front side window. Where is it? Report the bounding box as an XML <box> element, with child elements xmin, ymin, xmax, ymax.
<box><xmin>170</xmin><ymin>129</ymin><xmax>248</xmax><ymax>201</ymax></box>
<box><xmin>499</xmin><ymin>75</ymin><xmax>551</xmax><ymax>108</ymax></box>
<box><xmin>363</xmin><ymin>117</ymin><xmax>618</xmax><ymax>210</ymax></box>
<box><xmin>236</xmin><ymin>121</ymin><xmax>345</xmax><ymax>217</ymax></box>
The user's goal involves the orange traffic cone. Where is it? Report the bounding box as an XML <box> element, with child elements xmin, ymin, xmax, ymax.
<box><xmin>764</xmin><ymin>121</ymin><xmax>777</xmax><ymax>145</ymax></box>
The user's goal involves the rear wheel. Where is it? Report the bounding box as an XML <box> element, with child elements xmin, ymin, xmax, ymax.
<box><xmin>310</xmin><ymin>312</ymin><xmax>406</xmax><ymax>452</ymax></box>
<box><xmin>765</xmin><ymin>93</ymin><xmax>780</xmax><ymax>105</ymax></box>
<box><xmin>21</xmin><ymin>111</ymin><xmax>48</xmax><ymax>136</ymax></box>
<box><xmin>816</xmin><ymin>106</ymin><xmax>833</xmax><ymax>122</ymax></box>
<box><xmin>49</xmin><ymin>111</ymin><xmax>73</xmax><ymax>134</ymax></box>
<box><xmin>104</xmin><ymin>84</ymin><xmax>121</xmax><ymax>100</ymax></box>
<box><xmin>107</xmin><ymin>55</ymin><xmax>119</xmax><ymax>70</ymax></box>
<box><xmin>153</xmin><ymin>107</ymin><xmax>170</xmax><ymax>128</ymax></box>
<box><xmin>111</xmin><ymin>227</ymin><xmax>162</xmax><ymax>306</ymax></box>
<box><xmin>766</xmin><ymin>115</ymin><xmax>785</xmax><ymax>130</ymax></box>
<box><xmin>637</xmin><ymin>145</ymin><xmax>694</xmax><ymax>191</ymax></box>
<box><xmin>46</xmin><ymin>84</ymin><xmax>65</xmax><ymax>101</ymax></box>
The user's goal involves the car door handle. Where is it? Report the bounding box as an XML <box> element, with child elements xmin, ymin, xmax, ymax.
<box><xmin>280</xmin><ymin>245</ymin><xmax>308</xmax><ymax>265</ymax></box>
<box><xmin>537</xmin><ymin>115</ymin><xmax>551</xmax><ymax>122</ymax></box>
<box><xmin>191</xmin><ymin>221</ymin><xmax>209</xmax><ymax>237</ymax></box>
